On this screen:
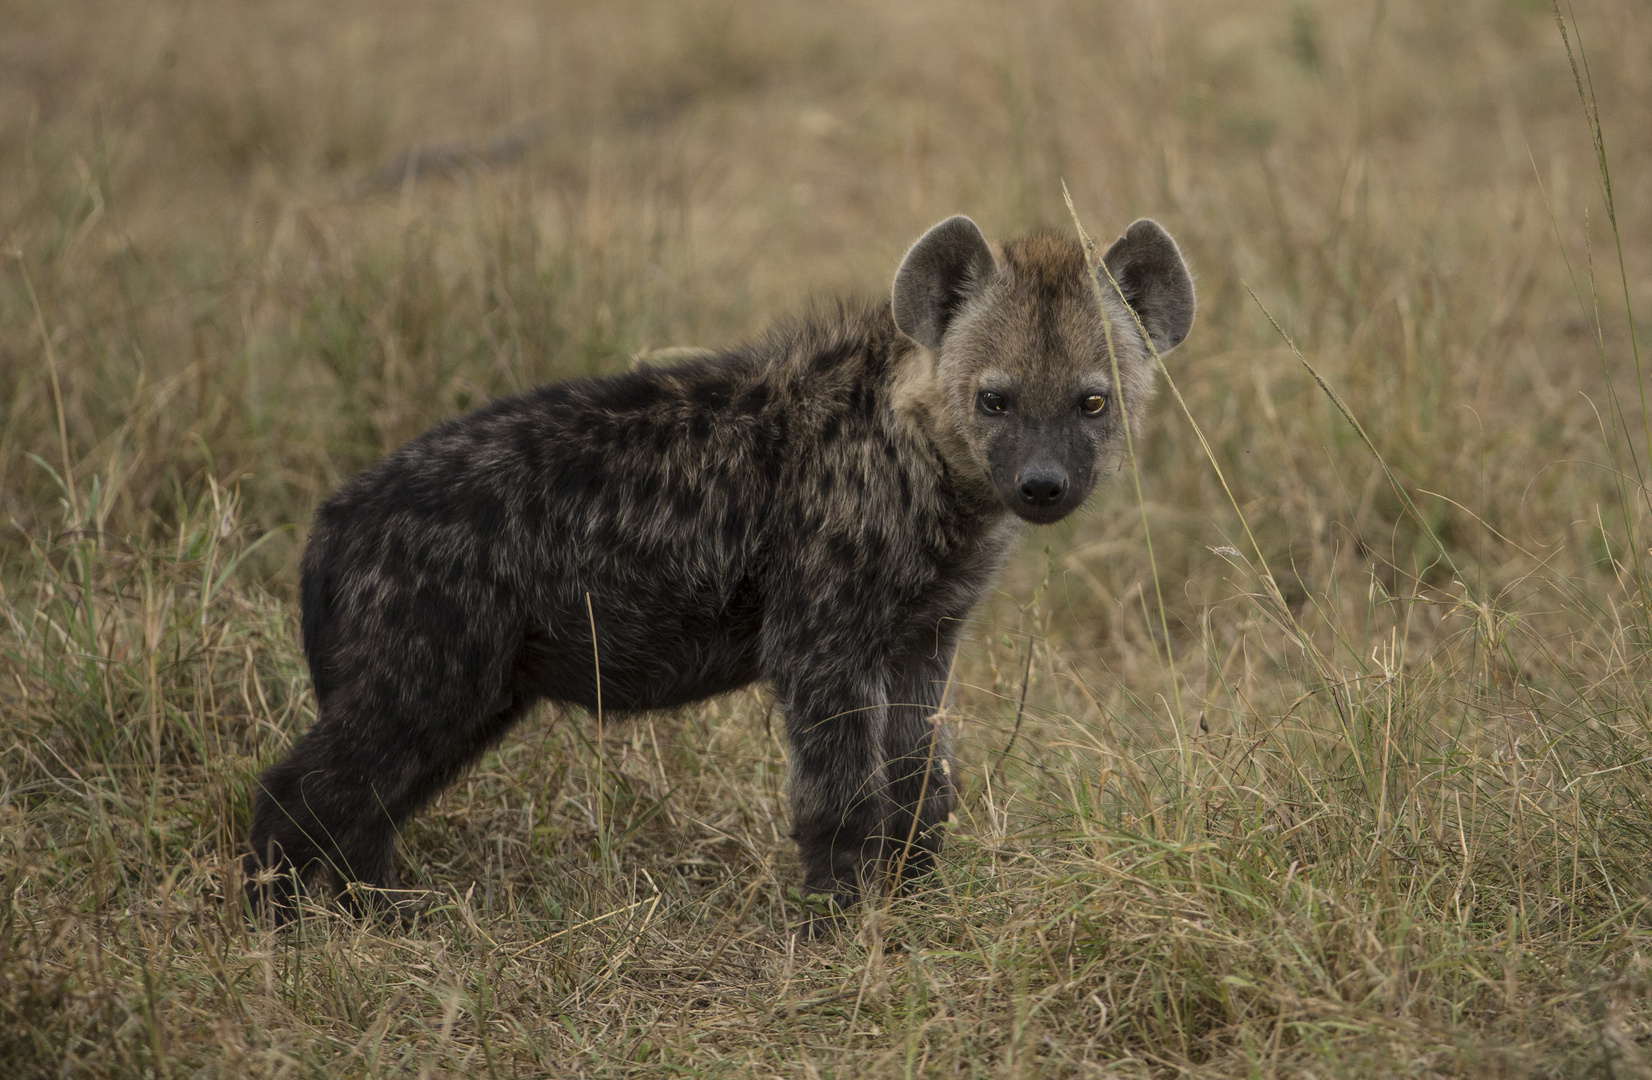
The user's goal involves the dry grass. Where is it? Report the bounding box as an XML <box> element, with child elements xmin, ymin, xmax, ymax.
<box><xmin>6</xmin><ymin>0</ymin><xmax>1652</xmax><ymax>1075</ymax></box>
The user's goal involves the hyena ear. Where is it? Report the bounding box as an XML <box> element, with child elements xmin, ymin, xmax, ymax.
<box><xmin>892</xmin><ymin>215</ymin><xmax>999</xmax><ymax>351</ymax></box>
<box><xmin>1100</xmin><ymin>219</ymin><xmax>1196</xmax><ymax>356</ymax></box>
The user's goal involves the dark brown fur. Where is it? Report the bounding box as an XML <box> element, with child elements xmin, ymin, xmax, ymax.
<box><xmin>245</xmin><ymin>216</ymin><xmax>1195</xmax><ymax>928</ymax></box>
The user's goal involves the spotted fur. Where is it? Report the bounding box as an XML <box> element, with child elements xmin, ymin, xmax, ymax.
<box><xmin>245</xmin><ymin>215</ymin><xmax>1195</xmax><ymax>926</ymax></box>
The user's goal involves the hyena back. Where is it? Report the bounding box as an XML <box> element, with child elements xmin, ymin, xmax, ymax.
<box><xmin>245</xmin><ymin>215</ymin><xmax>1194</xmax><ymax>925</ymax></box>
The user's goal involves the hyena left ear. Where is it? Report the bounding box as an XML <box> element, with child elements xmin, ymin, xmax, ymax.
<box><xmin>892</xmin><ymin>216</ymin><xmax>999</xmax><ymax>351</ymax></box>
<box><xmin>1101</xmin><ymin>219</ymin><xmax>1196</xmax><ymax>356</ymax></box>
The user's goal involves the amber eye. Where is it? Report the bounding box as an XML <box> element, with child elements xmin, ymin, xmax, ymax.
<box><xmin>978</xmin><ymin>390</ymin><xmax>1008</xmax><ymax>415</ymax></box>
<box><xmin>1080</xmin><ymin>393</ymin><xmax>1108</xmax><ymax>416</ymax></box>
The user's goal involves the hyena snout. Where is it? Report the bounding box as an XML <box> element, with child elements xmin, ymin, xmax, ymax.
<box><xmin>1016</xmin><ymin>466</ymin><xmax>1068</xmax><ymax>508</ymax></box>
<box><xmin>992</xmin><ymin>429</ymin><xmax>1095</xmax><ymax>523</ymax></box>
<box><xmin>1007</xmin><ymin>459</ymin><xmax>1089</xmax><ymax>523</ymax></box>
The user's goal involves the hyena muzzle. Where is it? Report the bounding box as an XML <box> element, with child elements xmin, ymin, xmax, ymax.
<box><xmin>245</xmin><ymin>214</ymin><xmax>1194</xmax><ymax>928</ymax></box>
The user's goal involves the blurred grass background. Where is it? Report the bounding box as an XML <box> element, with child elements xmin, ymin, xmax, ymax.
<box><xmin>5</xmin><ymin>0</ymin><xmax>1652</xmax><ymax>1076</ymax></box>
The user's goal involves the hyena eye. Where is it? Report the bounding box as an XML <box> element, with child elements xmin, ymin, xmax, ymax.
<box><xmin>1080</xmin><ymin>393</ymin><xmax>1109</xmax><ymax>416</ymax></box>
<box><xmin>977</xmin><ymin>390</ymin><xmax>1008</xmax><ymax>415</ymax></box>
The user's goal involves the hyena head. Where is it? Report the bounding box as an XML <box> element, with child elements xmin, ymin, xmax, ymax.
<box><xmin>892</xmin><ymin>215</ymin><xmax>1195</xmax><ymax>524</ymax></box>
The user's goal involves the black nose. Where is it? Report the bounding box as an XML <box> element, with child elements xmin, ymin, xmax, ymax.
<box><xmin>1018</xmin><ymin>470</ymin><xmax>1067</xmax><ymax>507</ymax></box>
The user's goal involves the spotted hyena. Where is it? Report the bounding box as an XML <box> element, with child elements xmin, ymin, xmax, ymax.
<box><xmin>245</xmin><ymin>215</ymin><xmax>1195</xmax><ymax>926</ymax></box>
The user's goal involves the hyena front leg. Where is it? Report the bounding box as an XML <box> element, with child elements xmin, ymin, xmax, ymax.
<box><xmin>778</xmin><ymin>664</ymin><xmax>891</xmax><ymax>919</ymax></box>
<box><xmin>881</xmin><ymin>640</ymin><xmax>959</xmax><ymax>891</ymax></box>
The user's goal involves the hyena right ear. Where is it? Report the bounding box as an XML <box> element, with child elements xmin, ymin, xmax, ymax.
<box><xmin>892</xmin><ymin>216</ymin><xmax>999</xmax><ymax>351</ymax></box>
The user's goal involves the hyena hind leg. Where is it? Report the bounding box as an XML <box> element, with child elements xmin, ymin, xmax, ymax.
<box><xmin>244</xmin><ymin>715</ymin><xmax>405</xmax><ymax>924</ymax></box>
<box><xmin>244</xmin><ymin>691</ymin><xmax>531</xmax><ymax>925</ymax></box>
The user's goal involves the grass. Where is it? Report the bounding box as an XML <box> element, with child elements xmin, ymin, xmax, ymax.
<box><xmin>5</xmin><ymin>0</ymin><xmax>1652</xmax><ymax>1075</ymax></box>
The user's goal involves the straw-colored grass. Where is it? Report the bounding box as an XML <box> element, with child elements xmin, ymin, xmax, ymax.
<box><xmin>6</xmin><ymin>1</ymin><xmax>1652</xmax><ymax>1075</ymax></box>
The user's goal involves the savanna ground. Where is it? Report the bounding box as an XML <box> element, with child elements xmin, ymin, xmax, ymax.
<box><xmin>4</xmin><ymin>0</ymin><xmax>1652</xmax><ymax>1075</ymax></box>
